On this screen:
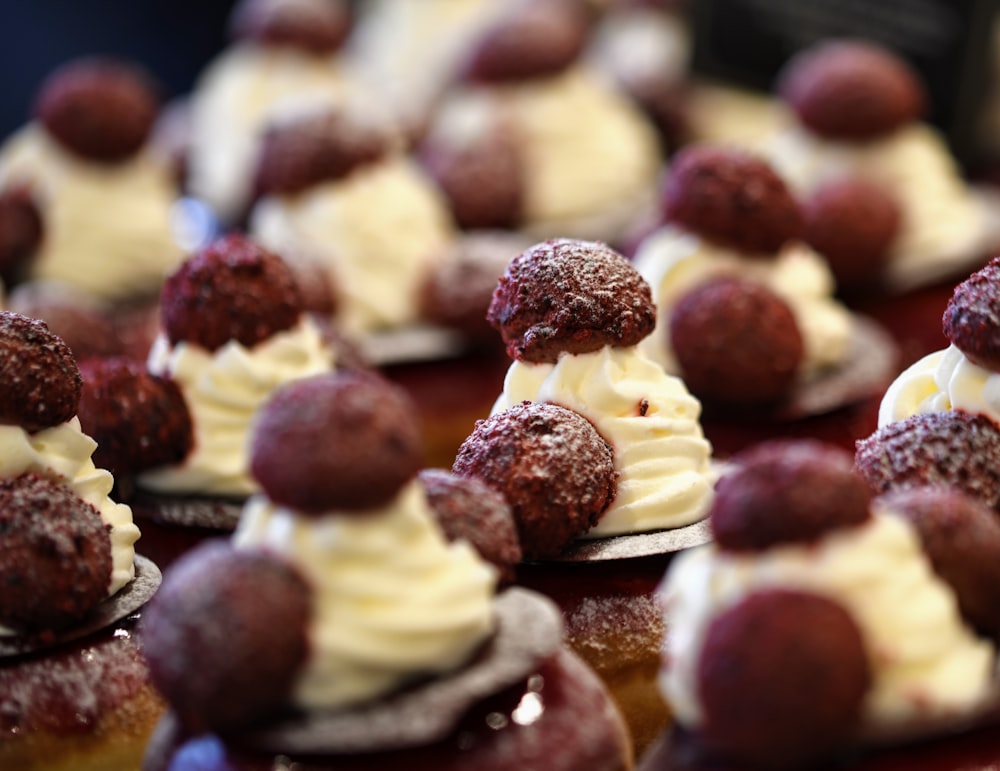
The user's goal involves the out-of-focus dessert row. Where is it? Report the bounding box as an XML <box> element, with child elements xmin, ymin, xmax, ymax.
<box><xmin>6</xmin><ymin>1</ymin><xmax>1000</xmax><ymax>770</ymax></box>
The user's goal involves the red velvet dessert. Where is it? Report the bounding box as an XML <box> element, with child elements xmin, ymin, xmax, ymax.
<box><xmin>0</xmin><ymin>310</ymin><xmax>163</xmax><ymax>770</ymax></box>
<box><xmin>74</xmin><ymin>233</ymin><xmax>359</xmax><ymax>570</ymax></box>
<box><xmin>643</xmin><ymin>439</ymin><xmax>1000</xmax><ymax>770</ymax></box>
<box><xmin>0</xmin><ymin>56</ymin><xmax>187</xmax><ymax>353</ymax></box>
<box><xmin>140</xmin><ymin>369</ymin><xmax>633</xmax><ymax>771</ymax></box>
<box><xmin>630</xmin><ymin>145</ymin><xmax>900</xmax><ymax>456</ymax></box>
<box><xmin>450</xmin><ymin>238</ymin><xmax>717</xmax><ymax>753</ymax></box>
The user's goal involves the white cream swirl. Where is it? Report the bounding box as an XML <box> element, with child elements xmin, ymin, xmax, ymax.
<box><xmin>187</xmin><ymin>44</ymin><xmax>352</xmax><ymax>224</ymax></box>
<box><xmin>632</xmin><ymin>224</ymin><xmax>853</xmax><ymax>378</ymax></box>
<box><xmin>0</xmin><ymin>127</ymin><xmax>183</xmax><ymax>302</ymax></box>
<box><xmin>250</xmin><ymin>156</ymin><xmax>454</xmax><ymax>335</ymax></box>
<box><xmin>139</xmin><ymin>316</ymin><xmax>334</xmax><ymax>497</ymax></box>
<box><xmin>233</xmin><ymin>481</ymin><xmax>497</xmax><ymax>710</ymax></box>
<box><xmin>0</xmin><ymin>419</ymin><xmax>139</xmax><ymax>600</ymax></box>
<box><xmin>766</xmin><ymin>123</ymin><xmax>1000</xmax><ymax>293</ymax></box>
<box><xmin>659</xmin><ymin>511</ymin><xmax>996</xmax><ymax>729</ymax></box>
<box><xmin>492</xmin><ymin>346</ymin><xmax>715</xmax><ymax>535</ymax></box>
<box><xmin>878</xmin><ymin>345</ymin><xmax>1000</xmax><ymax>428</ymax></box>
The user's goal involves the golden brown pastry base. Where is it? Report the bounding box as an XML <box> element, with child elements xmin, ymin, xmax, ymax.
<box><xmin>0</xmin><ymin>687</ymin><xmax>164</xmax><ymax>771</ymax></box>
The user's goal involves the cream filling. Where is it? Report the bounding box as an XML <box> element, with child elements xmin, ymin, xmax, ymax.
<box><xmin>250</xmin><ymin>157</ymin><xmax>454</xmax><ymax>335</ymax></box>
<box><xmin>0</xmin><ymin>419</ymin><xmax>139</xmax><ymax>634</ymax></box>
<box><xmin>139</xmin><ymin>317</ymin><xmax>334</xmax><ymax>497</ymax></box>
<box><xmin>632</xmin><ymin>224</ymin><xmax>852</xmax><ymax>378</ymax></box>
<box><xmin>492</xmin><ymin>345</ymin><xmax>715</xmax><ymax>535</ymax></box>
<box><xmin>0</xmin><ymin>127</ymin><xmax>183</xmax><ymax>302</ymax></box>
<box><xmin>187</xmin><ymin>44</ymin><xmax>352</xmax><ymax>224</ymax></box>
<box><xmin>233</xmin><ymin>481</ymin><xmax>497</xmax><ymax>710</ymax></box>
<box><xmin>878</xmin><ymin>345</ymin><xmax>1000</xmax><ymax>428</ymax></box>
<box><xmin>660</xmin><ymin>512</ymin><xmax>996</xmax><ymax>729</ymax></box>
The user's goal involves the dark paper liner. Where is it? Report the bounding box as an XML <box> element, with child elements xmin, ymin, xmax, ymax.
<box><xmin>549</xmin><ymin>518</ymin><xmax>712</xmax><ymax>563</ymax></box>
<box><xmin>130</xmin><ymin>488</ymin><xmax>245</xmax><ymax>531</ymax></box>
<box><xmin>0</xmin><ymin>555</ymin><xmax>162</xmax><ymax>657</ymax></box>
<box><xmin>237</xmin><ymin>587</ymin><xmax>563</xmax><ymax>755</ymax></box>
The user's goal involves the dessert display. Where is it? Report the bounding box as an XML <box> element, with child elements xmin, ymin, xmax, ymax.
<box><xmin>184</xmin><ymin>0</ymin><xmax>356</xmax><ymax>226</ymax></box>
<box><xmin>451</xmin><ymin>237</ymin><xmax>715</xmax><ymax>753</ymax></box>
<box><xmin>630</xmin><ymin>145</ymin><xmax>898</xmax><ymax>451</ymax></box>
<box><xmin>767</xmin><ymin>39</ymin><xmax>1000</xmax><ymax>295</ymax></box>
<box><xmin>0</xmin><ymin>310</ymin><xmax>163</xmax><ymax>771</ymax></box>
<box><xmin>140</xmin><ymin>369</ymin><xmax>634</xmax><ymax>770</ymax></box>
<box><xmin>247</xmin><ymin>102</ymin><xmax>457</xmax><ymax>339</ymax></box>
<box><xmin>0</xmin><ymin>56</ymin><xmax>185</xmax><ymax>316</ymax></box>
<box><xmin>876</xmin><ymin>256</ymin><xmax>1000</xmax><ymax>428</ymax></box>
<box><xmin>644</xmin><ymin>439</ymin><xmax>1000</xmax><ymax>770</ymax></box>
<box><xmin>74</xmin><ymin>233</ymin><xmax>352</xmax><ymax>568</ymax></box>
<box><xmin>855</xmin><ymin>256</ymin><xmax>1000</xmax><ymax>510</ymax></box>
<box><xmin>417</xmin><ymin>0</ymin><xmax>663</xmax><ymax>243</ymax></box>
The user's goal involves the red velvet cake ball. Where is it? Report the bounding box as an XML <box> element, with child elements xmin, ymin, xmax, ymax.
<box><xmin>777</xmin><ymin>39</ymin><xmax>926</xmax><ymax>141</ymax></box>
<box><xmin>487</xmin><ymin>238</ymin><xmax>656</xmax><ymax>363</ymax></box>
<box><xmin>942</xmin><ymin>256</ymin><xmax>1000</xmax><ymax>371</ymax></box>
<box><xmin>419</xmin><ymin>469</ymin><xmax>523</xmax><ymax>585</ymax></box>
<box><xmin>141</xmin><ymin>541</ymin><xmax>311</xmax><ymax>734</ymax></box>
<box><xmin>669</xmin><ymin>277</ymin><xmax>804</xmax><ymax>406</ymax></box>
<box><xmin>855</xmin><ymin>411</ymin><xmax>1000</xmax><ymax>513</ymax></box>
<box><xmin>250</xmin><ymin>371</ymin><xmax>425</xmax><ymax>514</ymax></box>
<box><xmin>0</xmin><ymin>186</ymin><xmax>43</xmax><ymax>285</ymax></box>
<box><xmin>228</xmin><ymin>0</ymin><xmax>352</xmax><ymax>54</ymax></box>
<box><xmin>461</xmin><ymin>0</ymin><xmax>590</xmax><ymax>84</ymax></box>
<box><xmin>77</xmin><ymin>357</ymin><xmax>193</xmax><ymax>480</ymax></box>
<box><xmin>160</xmin><ymin>233</ymin><xmax>303</xmax><ymax>352</ymax></box>
<box><xmin>0</xmin><ymin>310</ymin><xmax>81</xmax><ymax>433</ymax></box>
<box><xmin>697</xmin><ymin>588</ymin><xmax>871</xmax><ymax>769</ymax></box>
<box><xmin>661</xmin><ymin>145</ymin><xmax>804</xmax><ymax>254</ymax></box>
<box><xmin>803</xmin><ymin>176</ymin><xmax>902</xmax><ymax>290</ymax></box>
<box><xmin>453</xmin><ymin>401</ymin><xmax>618</xmax><ymax>560</ymax></box>
<box><xmin>254</xmin><ymin>108</ymin><xmax>391</xmax><ymax>198</ymax></box>
<box><xmin>34</xmin><ymin>57</ymin><xmax>159</xmax><ymax>163</ymax></box>
<box><xmin>712</xmin><ymin>439</ymin><xmax>872</xmax><ymax>551</ymax></box>
<box><xmin>0</xmin><ymin>473</ymin><xmax>112</xmax><ymax>632</ymax></box>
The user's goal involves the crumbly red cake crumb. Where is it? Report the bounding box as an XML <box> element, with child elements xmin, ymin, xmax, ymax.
<box><xmin>0</xmin><ymin>310</ymin><xmax>81</xmax><ymax>433</ymax></box>
<box><xmin>0</xmin><ymin>473</ymin><xmax>112</xmax><ymax>632</ymax></box>
<box><xmin>453</xmin><ymin>401</ymin><xmax>618</xmax><ymax>559</ymax></box>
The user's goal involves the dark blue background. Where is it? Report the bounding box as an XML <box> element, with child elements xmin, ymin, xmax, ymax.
<box><xmin>0</xmin><ymin>1</ymin><xmax>238</xmax><ymax>140</ymax></box>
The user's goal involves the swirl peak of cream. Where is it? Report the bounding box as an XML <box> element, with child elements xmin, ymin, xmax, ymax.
<box><xmin>233</xmin><ymin>480</ymin><xmax>497</xmax><ymax>710</ymax></box>
<box><xmin>492</xmin><ymin>344</ymin><xmax>715</xmax><ymax>536</ymax></box>
<box><xmin>878</xmin><ymin>345</ymin><xmax>1000</xmax><ymax>428</ymax></box>
<box><xmin>632</xmin><ymin>223</ymin><xmax>852</xmax><ymax>379</ymax></box>
<box><xmin>0</xmin><ymin>418</ymin><xmax>138</xmax><ymax>600</ymax></box>
<box><xmin>139</xmin><ymin>315</ymin><xmax>335</xmax><ymax>497</ymax></box>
